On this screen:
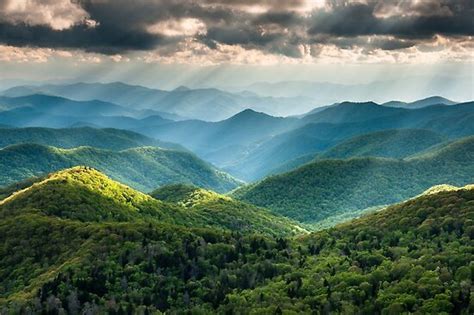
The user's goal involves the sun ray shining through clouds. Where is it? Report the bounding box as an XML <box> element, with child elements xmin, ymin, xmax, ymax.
<box><xmin>1</xmin><ymin>1</ymin><xmax>474</xmax><ymax>314</ymax></box>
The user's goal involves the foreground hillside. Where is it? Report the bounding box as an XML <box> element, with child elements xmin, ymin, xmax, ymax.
<box><xmin>0</xmin><ymin>144</ymin><xmax>240</xmax><ymax>193</ymax></box>
<box><xmin>234</xmin><ymin>136</ymin><xmax>474</xmax><ymax>223</ymax></box>
<box><xmin>1</xmin><ymin>170</ymin><xmax>472</xmax><ymax>313</ymax></box>
<box><xmin>0</xmin><ymin>167</ymin><xmax>297</xmax><ymax>235</ymax></box>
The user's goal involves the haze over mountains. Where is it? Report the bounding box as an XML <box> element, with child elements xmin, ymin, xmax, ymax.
<box><xmin>225</xmin><ymin>77</ymin><xmax>472</xmax><ymax>104</ymax></box>
<box><xmin>1</xmin><ymin>82</ymin><xmax>471</xmax><ymax>183</ymax></box>
<box><xmin>2</xmin><ymin>82</ymin><xmax>317</xmax><ymax>121</ymax></box>
<box><xmin>0</xmin><ymin>80</ymin><xmax>473</xmax><ymax>313</ymax></box>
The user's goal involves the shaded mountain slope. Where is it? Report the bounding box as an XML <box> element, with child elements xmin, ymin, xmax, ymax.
<box><xmin>140</xmin><ymin>109</ymin><xmax>300</xmax><ymax>166</ymax></box>
<box><xmin>0</xmin><ymin>127</ymin><xmax>182</xmax><ymax>151</ymax></box>
<box><xmin>320</xmin><ymin>129</ymin><xmax>446</xmax><ymax>159</ymax></box>
<box><xmin>302</xmin><ymin>101</ymin><xmax>406</xmax><ymax>124</ymax></box>
<box><xmin>0</xmin><ymin>94</ymin><xmax>133</xmax><ymax>117</ymax></box>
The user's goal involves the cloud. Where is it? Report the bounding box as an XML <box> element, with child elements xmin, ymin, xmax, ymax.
<box><xmin>0</xmin><ymin>0</ymin><xmax>94</xmax><ymax>30</ymax></box>
<box><xmin>308</xmin><ymin>0</ymin><xmax>473</xmax><ymax>39</ymax></box>
<box><xmin>0</xmin><ymin>0</ymin><xmax>471</xmax><ymax>63</ymax></box>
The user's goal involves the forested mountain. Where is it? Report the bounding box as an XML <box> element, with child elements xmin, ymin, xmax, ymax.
<box><xmin>0</xmin><ymin>106</ymin><xmax>173</xmax><ymax>129</ymax></box>
<box><xmin>302</xmin><ymin>102</ymin><xmax>406</xmax><ymax>124</ymax></box>
<box><xmin>234</xmin><ymin>136</ymin><xmax>474</xmax><ymax>223</ymax></box>
<box><xmin>0</xmin><ymin>94</ymin><xmax>134</xmax><ymax>117</ymax></box>
<box><xmin>0</xmin><ymin>144</ymin><xmax>239</xmax><ymax>193</ymax></box>
<box><xmin>0</xmin><ymin>127</ymin><xmax>182</xmax><ymax>151</ymax></box>
<box><xmin>140</xmin><ymin>109</ymin><xmax>300</xmax><ymax>166</ymax></box>
<box><xmin>258</xmin><ymin>129</ymin><xmax>446</xmax><ymax>181</ymax></box>
<box><xmin>151</xmin><ymin>184</ymin><xmax>304</xmax><ymax>236</ymax></box>
<box><xmin>0</xmin><ymin>167</ymin><xmax>295</xmax><ymax>235</ymax></box>
<box><xmin>320</xmin><ymin>129</ymin><xmax>446</xmax><ymax>159</ymax></box>
<box><xmin>229</xmin><ymin>102</ymin><xmax>474</xmax><ymax>180</ymax></box>
<box><xmin>383</xmin><ymin>96</ymin><xmax>457</xmax><ymax>108</ymax></box>
<box><xmin>1</xmin><ymin>169</ymin><xmax>472</xmax><ymax>313</ymax></box>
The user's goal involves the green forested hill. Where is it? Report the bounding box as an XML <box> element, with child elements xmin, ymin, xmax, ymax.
<box><xmin>0</xmin><ymin>143</ymin><xmax>240</xmax><ymax>193</ymax></box>
<box><xmin>1</xmin><ymin>171</ymin><xmax>472</xmax><ymax>313</ymax></box>
<box><xmin>268</xmin><ymin>129</ymin><xmax>446</xmax><ymax>177</ymax></box>
<box><xmin>151</xmin><ymin>184</ymin><xmax>304</xmax><ymax>236</ymax></box>
<box><xmin>220</xmin><ymin>185</ymin><xmax>474</xmax><ymax>313</ymax></box>
<box><xmin>320</xmin><ymin>129</ymin><xmax>446</xmax><ymax>159</ymax></box>
<box><xmin>0</xmin><ymin>127</ymin><xmax>182</xmax><ymax>151</ymax></box>
<box><xmin>234</xmin><ymin>136</ymin><xmax>474</xmax><ymax>223</ymax></box>
<box><xmin>0</xmin><ymin>167</ymin><xmax>296</xmax><ymax>235</ymax></box>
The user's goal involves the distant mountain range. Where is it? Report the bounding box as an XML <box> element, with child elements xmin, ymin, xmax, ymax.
<box><xmin>227</xmin><ymin>77</ymin><xmax>471</xmax><ymax>104</ymax></box>
<box><xmin>221</xmin><ymin>101</ymin><xmax>474</xmax><ymax>180</ymax></box>
<box><xmin>382</xmin><ymin>96</ymin><xmax>457</xmax><ymax>108</ymax></box>
<box><xmin>1</xmin><ymin>82</ymin><xmax>318</xmax><ymax>121</ymax></box>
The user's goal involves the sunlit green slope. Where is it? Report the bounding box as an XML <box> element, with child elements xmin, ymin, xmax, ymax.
<box><xmin>234</xmin><ymin>136</ymin><xmax>474</xmax><ymax>223</ymax></box>
<box><xmin>1</xmin><ymin>176</ymin><xmax>472</xmax><ymax>313</ymax></box>
<box><xmin>151</xmin><ymin>184</ymin><xmax>305</xmax><ymax>235</ymax></box>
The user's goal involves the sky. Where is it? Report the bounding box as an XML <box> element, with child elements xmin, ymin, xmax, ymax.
<box><xmin>0</xmin><ymin>0</ymin><xmax>472</xmax><ymax>95</ymax></box>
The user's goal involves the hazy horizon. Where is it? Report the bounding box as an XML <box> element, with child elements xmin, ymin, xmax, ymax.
<box><xmin>0</xmin><ymin>0</ymin><xmax>472</xmax><ymax>105</ymax></box>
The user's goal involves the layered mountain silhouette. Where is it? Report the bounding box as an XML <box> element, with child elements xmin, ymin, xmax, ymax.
<box><xmin>2</xmin><ymin>82</ymin><xmax>317</xmax><ymax>121</ymax></box>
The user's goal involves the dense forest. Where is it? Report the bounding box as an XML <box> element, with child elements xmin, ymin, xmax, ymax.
<box><xmin>0</xmin><ymin>167</ymin><xmax>472</xmax><ymax>313</ymax></box>
<box><xmin>234</xmin><ymin>136</ymin><xmax>474</xmax><ymax>224</ymax></box>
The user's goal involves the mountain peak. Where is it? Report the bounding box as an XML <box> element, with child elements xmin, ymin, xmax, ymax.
<box><xmin>230</xmin><ymin>108</ymin><xmax>268</xmax><ymax>119</ymax></box>
<box><xmin>411</xmin><ymin>96</ymin><xmax>456</xmax><ymax>106</ymax></box>
<box><xmin>0</xmin><ymin>166</ymin><xmax>163</xmax><ymax>222</ymax></box>
<box><xmin>173</xmin><ymin>85</ymin><xmax>191</xmax><ymax>92</ymax></box>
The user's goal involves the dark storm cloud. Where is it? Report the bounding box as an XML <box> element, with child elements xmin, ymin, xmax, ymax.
<box><xmin>0</xmin><ymin>21</ymin><xmax>170</xmax><ymax>54</ymax></box>
<box><xmin>0</xmin><ymin>0</ymin><xmax>472</xmax><ymax>56</ymax></box>
<box><xmin>308</xmin><ymin>1</ymin><xmax>474</xmax><ymax>39</ymax></box>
